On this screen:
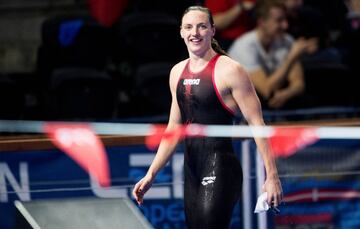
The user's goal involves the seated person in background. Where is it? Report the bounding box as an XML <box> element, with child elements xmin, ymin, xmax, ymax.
<box><xmin>345</xmin><ymin>0</ymin><xmax>360</xmax><ymax>19</ymax></box>
<box><xmin>283</xmin><ymin>0</ymin><xmax>342</xmax><ymax>65</ymax></box>
<box><xmin>228</xmin><ymin>0</ymin><xmax>317</xmax><ymax>109</ymax></box>
<box><xmin>283</xmin><ymin>0</ymin><xmax>327</xmax><ymax>47</ymax></box>
<box><xmin>204</xmin><ymin>0</ymin><xmax>256</xmax><ymax>50</ymax></box>
<box><xmin>342</xmin><ymin>0</ymin><xmax>360</xmax><ymax>70</ymax></box>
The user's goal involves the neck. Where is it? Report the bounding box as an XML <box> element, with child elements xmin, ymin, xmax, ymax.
<box><xmin>256</xmin><ymin>29</ymin><xmax>273</xmax><ymax>50</ymax></box>
<box><xmin>188</xmin><ymin>49</ymin><xmax>217</xmax><ymax>71</ymax></box>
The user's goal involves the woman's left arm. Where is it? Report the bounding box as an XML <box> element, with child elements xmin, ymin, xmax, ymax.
<box><xmin>225</xmin><ymin>59</ymin><xmax>283</xmax><ymax>207</ymax></box>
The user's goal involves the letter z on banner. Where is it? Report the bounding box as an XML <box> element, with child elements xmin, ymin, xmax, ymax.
<box><xmin>44</xmin><ymin>123</ymin><xmax>110</xmax><ymax>187</ymax></box>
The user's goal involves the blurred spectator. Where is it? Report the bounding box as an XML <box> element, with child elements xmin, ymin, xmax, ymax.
<box><xmin>125</xmin><ymin>0</ymin><xmax>197</xmax><ymax>18</ymax></box>
<box><xmin>228</xmin><ymin>0</ymin><xmax>317</xmax><ymax>109</ymax></box>
<box><xmin>204</xmin><ymin>0</ymin><xmax>256</xmax><ymax>50</ymax></box>
<box><xmin>341</xmin><ymin>0</ymin><xmax>360</xmax><ymax>71</ymax></box>
<box><xmin>346</xmin><ymin>0</ymin><xmax>360</xmax><ymax>19</ymax></box>
<box><xmin>303</xmin><ymin>0</ymin><xmax>348</xmax><ymax>35</ymax></box>
<box><xmin>283</xmin><ymin>0</ymin><xmax>327</xmax><ymax>48</ymax></box>
<box><xmin>88</xmin><ymin>0</ymin><xmax>129</xmax><ymax>27</ymax></box>
<box><xmin>283</xmin><ymin>0</ymin><xmax>342</xmax><ymax>66</ymax></box>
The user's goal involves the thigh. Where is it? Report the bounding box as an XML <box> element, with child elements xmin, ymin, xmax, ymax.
<box><xmin>197</xmin><ymin>171</ymin><xmax>242</xmax><ymax>228</ymax></box>
<box><xmin>183</xmin><ymin>163</ymin><xmax>200</xmax><ymax>229</ymax></box>
<box><xmin>191</xmin><ymin>153</ymin><xmax>243</xmax><ymax>229</ymax></box>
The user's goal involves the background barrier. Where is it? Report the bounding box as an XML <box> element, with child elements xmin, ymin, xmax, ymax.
<box><xmin>1</xmin><ymin>119</ymin><xmax>360</xmax><ymax>228</ymax></box>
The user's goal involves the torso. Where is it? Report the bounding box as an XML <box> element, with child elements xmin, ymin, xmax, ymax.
<box><xmin>176</xmin><ymin>54</ymin><xmax>235</xmax><ymax>125</ymax></box>
<box><xmin>229</xmin><ymin>30</ymin><xmax>293</xmax><ymax>74</ymax></box>
<box><xmin>177</xmin><ymin>55</ymin><xmax>243</xmax><ymax>229</ymax></box>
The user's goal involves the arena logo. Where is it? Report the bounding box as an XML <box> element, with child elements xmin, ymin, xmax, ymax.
<box><xmin>183</xmin><ymin>79</ymin><xmax>200</xmax><ymax>85</ymax></box>
<box><xmin>201</xmin><ymin>176</ymin><xmax>216</xmax><ymax>186</ymax></box>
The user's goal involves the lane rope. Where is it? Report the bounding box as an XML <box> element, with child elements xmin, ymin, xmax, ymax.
<box><xmin>1</xmin><ymin>119</ymin><xmax>360</xmax><ymax>139</ymax></box>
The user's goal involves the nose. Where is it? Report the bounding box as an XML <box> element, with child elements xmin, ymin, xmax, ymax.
<box><xmin>281</xmin><ymin>19</ymin><xmax>288</xmax><ymax>30</ymax></box>
<box><xmin>191</xmin><ymin>26</ymin><xmax>200</xmax><ymax>36</ymax></box>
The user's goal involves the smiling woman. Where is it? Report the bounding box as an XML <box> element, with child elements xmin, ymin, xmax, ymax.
<box><xmin>132</xmin><ymin>5</ymin><xmax>282</xmax><ymax>229</ymax></box>
<box><xmin>181</xmin><ymin>6</ymin><xmax>228</xmax><ymax>57</ymax></box>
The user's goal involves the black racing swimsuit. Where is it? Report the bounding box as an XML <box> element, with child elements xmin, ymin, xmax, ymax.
<box><xmin>176</xmin><ymin>54</ymin><xmax>243</xmax><ymax>229</ymax></box>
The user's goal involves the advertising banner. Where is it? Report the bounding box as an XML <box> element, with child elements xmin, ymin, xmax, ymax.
<box><xmin>0</xmin><ymin>144</ymin><xmax>242</xmax><ymax>229</ymax></box>
<box><xmin>1</xmin><ymin>139</ymin><xmax>359</xmax><ymax>228</ymax></box>
<box><xmin>276</xmin><ymin>140</ymin><xmax>360</xmax><ymax>229</ymax></box>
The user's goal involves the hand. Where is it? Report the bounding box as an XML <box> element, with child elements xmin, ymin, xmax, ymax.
<box><xmin>262</xmin><ymin>176</ymin><xmax>283</xmax><ymax>207</ymax></box>
<box><xmin>304</xmin><ymin>38</ymin><xmax>319</xmax><ymax>54</ymax></box>
<box><xmin>288</xmin><ymin>37</ymin><xmax>309</xmax><ymax>60</ymax></box>
<box><xmin>288</xmin><ymin>37</ymin><xmax>319</xmax><ymax>60</ymax></box>
<box><xmin>132</xmin><ymin>174</ymin><xmax>154</xmax><ymax>206</ymax></box>
<box><xmin>237</xmin><ymin>0</ymin><xmax>255</xmax><ymax>10</ymax></box>
<box><xmin>268</xmin><ymin>90</ymin><xmax>290</xmax><ymax>108</ymax></box>
<box><xmin>242</xmin><ymin>1</ymin><xmax>255</xmax><ymax>10</ymax></box>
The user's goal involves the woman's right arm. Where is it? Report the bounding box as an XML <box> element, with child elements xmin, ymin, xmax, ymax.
<box><xmin>132</xmin><ymin>65</ymin><xmax>182</xmax><ymax>205</ymax></box>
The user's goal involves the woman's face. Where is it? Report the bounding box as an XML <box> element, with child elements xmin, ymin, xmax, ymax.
<box><xmin>180</xmin><ymin>10</ymin><xmax>215</xmax><ymax>56</ymax></box>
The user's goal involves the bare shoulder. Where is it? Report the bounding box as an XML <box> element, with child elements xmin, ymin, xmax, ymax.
<box><xmin>169</xmin><ymin>59</ymin><xmax>188</xmax><ymax>89</ymax></box>
<box><xmin>216</xmin><ymin>55</ymin><xmax>249</xmax><ymax>80</ymax></box>
<box><xmin>171</xmin><ymin>59</ymin><xmax>188</xmax><ymax>73</ymax></box>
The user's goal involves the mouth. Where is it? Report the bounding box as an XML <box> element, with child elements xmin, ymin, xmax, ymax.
<box><xmin>189</xmin><ymin>38</ymin><xmax>203</xmax><ymax>45</ymax></box>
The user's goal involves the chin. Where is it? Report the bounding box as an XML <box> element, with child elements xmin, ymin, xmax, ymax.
<box><xmin>189</xmin><ymin>46</ymin><xmax>205</xmax><ymax>54</ymax></box>
<box><xmin>274</xmin><ymin>33</ymin><xmax>285</xmax><ymax>40</ymax></box>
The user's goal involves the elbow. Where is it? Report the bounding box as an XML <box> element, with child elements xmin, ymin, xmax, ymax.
<box><xmin>299</xmin><ymin>82</ymin><xmax>305</xmax><ymax>94</ymax></box>
<box><xmin>261</xmin><ymin>80</ymin><xmax>276</xmax><ymax>99</ymax></box>
<box><xmin>295</xmin><ymin>81</ymin><xmax>305</xmax><ymax>96</ymax></box>
<box><xmin>213</xmin><ymin>18</ymin><xmax>227</xmax><ymax>30</ymax></box>
<box><xmin>166</xmin><ymin>122</ymin><xmax>180</xmax><ymax>132</ymax></box>
<box><xmin>246</xmin><ymin>116</ymin><xmax>265</xmax><ymax>127</ymax></box>
<box><xmin>251</xmin><ymin>82</ymin><xmax>272</xmax><ymax>99</ymax></box>
<box><xmin>213</xmin><ymin>12</ymin><xmax>235</xmax><ymax>30</ymax></box>
<box><xmin>262</xmin><ymin>89</ymin><xmax>272</xmax><ymax>100</ymax></box>
<box><xmin>257</xmin><ymin>87</ymin><xmax>272</xmax><ymax>100</ymax></box>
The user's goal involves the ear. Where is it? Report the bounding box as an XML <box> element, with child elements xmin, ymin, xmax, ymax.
<box><xmin>257</xmin><ymin>18</ymin><xmax>264</xmax><ymax>27</ymax></box>
<box><xmin>212</xmin><ymin>26</ymin><xmax>216</xmax><ymax>37</ymax></box>
<box><xmin>180</xmin><ymin>26</ymin><xmax>184</xmax><ymax>38</ymax></box>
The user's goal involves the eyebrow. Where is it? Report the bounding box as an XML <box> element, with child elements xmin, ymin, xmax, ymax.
<box><xmin>182</xmin><ymin>22</ymin><xmax>208</xmax><ymax>26</ymax></box>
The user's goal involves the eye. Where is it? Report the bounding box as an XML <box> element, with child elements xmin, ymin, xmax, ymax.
<box><xmin>183</xmin><ymin>25</ymin><xmax>192</xmax><ymax>30</ymax></box>
<box><xmin>199</xmin><ymin>24</ymin><xmax>208</xmax><ymax>30</ymax></box>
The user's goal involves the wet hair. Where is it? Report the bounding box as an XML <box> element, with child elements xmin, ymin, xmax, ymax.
<box><xmin>255</xmin><ymin>0</ymin><xmax>287</xmax><ymax>20</ymax></box>
<box><xmin>182</xmin><ymin>6</ymin><xmax>227</xmax><ymax>56</ymax></box>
